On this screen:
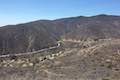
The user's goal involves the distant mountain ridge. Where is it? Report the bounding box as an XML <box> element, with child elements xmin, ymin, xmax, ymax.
<box><xmin>0</xmin><ymin>14</ymin><xmax>120</xmax><ymax>54</ymax></box>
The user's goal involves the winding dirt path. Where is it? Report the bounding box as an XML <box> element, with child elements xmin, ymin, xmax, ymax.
<box><xmin>0</xmin><ymin>42</ymin><xmax>61</xmax><ymax>58</ymax></box>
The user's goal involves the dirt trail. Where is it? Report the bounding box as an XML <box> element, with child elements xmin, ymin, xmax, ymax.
<box><xmin>0</xmin><ymin>42</ymin><xmax>61</xmax><ymax>58</ymax></box>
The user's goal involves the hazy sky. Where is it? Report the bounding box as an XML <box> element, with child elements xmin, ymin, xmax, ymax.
<box><xmin>0</xmin><ymin>0</ymin><xmax>120</xmax><ymax>26</ymax></box>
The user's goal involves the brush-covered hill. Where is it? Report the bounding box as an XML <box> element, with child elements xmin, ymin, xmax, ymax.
<box><xmin>0</xmin><ymin>24</ymin><xmax>57</xmax><ymax>55</ymax></box>
<box><xmin>0</xmin><ymin>14</ymin><xmax>120</xmax><ymax>54</ymax></box>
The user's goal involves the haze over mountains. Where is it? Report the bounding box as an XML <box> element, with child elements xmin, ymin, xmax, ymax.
<box><xmin>0</xmin><ymin>14</ymin><xmax>120</xmax><ymax>55</ymax></box>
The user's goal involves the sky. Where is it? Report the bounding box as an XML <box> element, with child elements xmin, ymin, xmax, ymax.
<box><xmin>0</xmin><ymin>0</ymin><xmax>120</xmax><ymax>26</ymax></box>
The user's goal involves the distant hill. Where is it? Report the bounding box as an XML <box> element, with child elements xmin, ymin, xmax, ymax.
<box><xmin>0</xmin><ymin>24</ymin><xmax>57</xmax><ymax>55</ymax></box>
<box><xmin>0</xmin><ymin>14</ymin><xmax>120</xmax><ymax>54</ymax></box>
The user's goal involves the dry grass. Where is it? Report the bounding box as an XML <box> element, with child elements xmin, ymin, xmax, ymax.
<box><xmin>0</xmin><ymin>39</ymin><xmax>120</xmax><ymax>80</ymax></box>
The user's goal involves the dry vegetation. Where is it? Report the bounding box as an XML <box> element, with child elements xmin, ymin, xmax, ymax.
<box><xmin>0</xmin><ymin>39</ymin><xmax>120</xmax><ymax>80</ymax></box>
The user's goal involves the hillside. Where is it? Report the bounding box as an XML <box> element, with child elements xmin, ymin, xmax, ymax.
<box><xmin>0</xmin><ymin>14</ymin><xmax>120</xmax><ymax>55</ymax></box>
<box><xmin>0</xmin><ymin>24</ymin><xmax>57</xmax><ymax>55</ymax></box>
<box><xmin>1</xmin><ymin>14</ymin><xmax>120</xmax><ymax>80</ymax></box>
